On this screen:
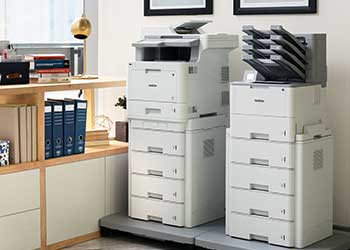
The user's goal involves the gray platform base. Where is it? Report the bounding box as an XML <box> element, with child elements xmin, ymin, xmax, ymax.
<box><xmin>196</xmin><ymin>225</ymin><xmax>350</xmax><ymax>250</ymax></box>
<box><xmin>99</xmin><ymin>212</ymin><xmax>224</xmax><ymax>245</ymax></box>
<box><xmin>100</xmin><ymin>213</ymin><xmax>350</xmax><ymax>250</ymax></box>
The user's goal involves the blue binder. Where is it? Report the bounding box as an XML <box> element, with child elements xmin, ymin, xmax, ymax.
<box><xmin>48</xmin><ymin>99</ymin><xmax>76</xmax><ymax>156</ymax></box>
<box><xmin>66</xmin><ymin>99</ymin><xmax>87</xmax><ymax>154</ymax></box>
<box><xmin>44</xmin><ymin>102</ymin><xmax>53</xmax><ymax>159</ymax></box>
<box><xmin>63</xmin><ymin>100</ymin><xmax>76</xmax><ymax>156</ymax></box>
<box><xmin>49</xmin><ymin>101</ymin><xmax>64</xmax><ymax>158</ymax></box>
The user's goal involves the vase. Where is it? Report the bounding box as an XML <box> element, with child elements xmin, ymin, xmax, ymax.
<box><xmin>121</xmin><ymin>109</ymin><xmax>128</xmax><ymax>122</ymax></box>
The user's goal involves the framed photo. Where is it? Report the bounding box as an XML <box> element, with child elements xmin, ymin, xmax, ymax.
<box><xmin>234</xmin><ymin>0</ymin><xmax>317</xmax><ymax>15</ymax></box>
<box><xmin>144</xmin><ymin>0</ymin><xmax>213</xmax><ymax>16</ymax></box>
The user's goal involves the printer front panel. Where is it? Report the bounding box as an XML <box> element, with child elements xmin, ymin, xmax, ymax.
<box><xmin>128</xmin><ymin>62</ymin><xmax>187</xmax><ymax>104</ymax></box>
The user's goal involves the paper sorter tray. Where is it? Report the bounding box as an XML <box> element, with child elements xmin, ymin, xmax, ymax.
<box><xmin>243</xmin><ymin>54</ymin><xmax>305</xmax><ymax>82</ymax></box>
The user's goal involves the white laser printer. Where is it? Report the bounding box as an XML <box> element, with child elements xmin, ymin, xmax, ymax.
<box><xmin>128</xmin><ymin>21</ymin><xmax>239</xmax><ymax>227</ymax></box>
<box><xmin>226</xmin><ymin>25</ymin><xmax>333</xmax><ymax>248</ymax></box>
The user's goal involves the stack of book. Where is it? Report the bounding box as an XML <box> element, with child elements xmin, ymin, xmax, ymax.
<box><xmin>86</xmin><ymin>129</ymin><xmax>110</xmax><ymax>147</ymax></box>
<box><xmin>0</xmin><ymin>105</ymin><xmax>37</xmax><ymax>165</ymax></box>
<box><xmin>45</xmin><ymin>99</ymin><xmax>87</xmax><ymax>159</ymax></box>
<box><xmin>26</xmin><ymin>54</ymin><xmax>71</xmax><ymax>83</ymax></box>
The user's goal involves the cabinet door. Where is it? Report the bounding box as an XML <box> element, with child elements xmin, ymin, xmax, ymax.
<box><xmin>46</xmin><ymin>158</ymin><xmax>105</xmax><ymax>245</ymax></box>
<box><xmin>105</xmin><ymin>153</ymin><xmax>128</xmax><ymax>215</ymax></box>
<box><xmin>0</xmin><ymin>209</ymin><xmax>41</xmax><ymax>250</ymax></box>
<box><xmin>0</xmin><ymin>169</ymin><xmax>40</xmax><ymax>218</ymax></box>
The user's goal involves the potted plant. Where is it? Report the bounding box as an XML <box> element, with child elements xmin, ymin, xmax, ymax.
<box><xmin>115</xmin><ymin>95</ymin><xmax>127</xmax><ymax>121</ymax></box>
<box><xmin>115</xmin><ymin>95</ymin><xmax>128</xmax><ymax>142</ymax></box>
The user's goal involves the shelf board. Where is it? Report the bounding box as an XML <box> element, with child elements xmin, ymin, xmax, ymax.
<box><xmin>0</xmin><ymin>77</ymin><xmax>126</xmax><ymax>95</ymax></box>
<box><xmin>0</xmin><ymin>140</ymin><xmax>128</xmax><ymax>176</ymax></box>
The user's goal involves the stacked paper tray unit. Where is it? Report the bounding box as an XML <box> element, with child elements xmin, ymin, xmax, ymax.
<box><xmin>128</xmin><ymin>61</ymin><xmax>229</xmax><ymax>228</ymax></box>
<box><xmin>227</xmin><ymin>83</ymin><xmax>334</xmax><ymax>248</ymax></box>
<box><xmin>242</xmin><ymin>25</ymin><xmax>307</xmax><ymax>82</ymax></box>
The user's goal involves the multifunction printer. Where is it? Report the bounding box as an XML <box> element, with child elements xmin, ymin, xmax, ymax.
<box><xmin>226</xmin><ymin>25</ymin><xmax>333</xmax><ymax>248</ymax></box>
<box><xmin>128</xmin><ymin>21</ymin><xmax>239</xmax><ymax>227</ymax></box>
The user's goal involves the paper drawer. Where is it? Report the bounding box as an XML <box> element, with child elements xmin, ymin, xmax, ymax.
<box><xmin>228</xmin><ymin>212</ymin><xmax>295</xmax><ymax>247</ymax></box>
<box><xmin>129</xmin><ymin>67</ymin><xmax>178</xmax><ymax>103</ymax></box>
<box><xmin>130</xmin><ymin>119</ymin><xmax>185</xmax><ymax>133</ymax></box>
<box><xmin>130</xmin><ymin>128</ymin><xmax>185</xmax><ymax>156</ymax></box>
<box><xmin>230</xmin><ymin>114</ymin><xmax>296</xmax><ymax>142</ymax></box>
<box><xmin>131</xmin><ymin>174</ymin><xmax>184</xmax><ymax>203</ymax></box>
<box><xmin>128</xmin><ymin>62</ymin><xmax>187</xmax><ymax>104</ymax></box>
<box><xmin>130</xmin><ymin>151</ymin><xmax>185</xmax><ymax>179</ymax></box>
<box><xmin>230</xmin><ymin>84</ymin><xmax>292</xmax><ymax>117</ymax></box>
<box><xmin>229</xmin><ymin>138</ymin><xmax>295</xmax><ymax>169</ymax></box>
<box><xmin>229</xmin><ymin>163</ymin><xmax>295</xmax><ymax>195</ymax></box>
<box><xmin>128</xmin><ymin>100</ymin><xmax>187</xmax><ymax>122</ymax></box>
<box><xmin>229</xmin><ymin>188</ymin><xmax>294</xmax><ymax>221</ymax></box>
<box><xmin>130</xmin><ymin>196</ymin><xmax>185</xmax><ymax>227</ymax></box>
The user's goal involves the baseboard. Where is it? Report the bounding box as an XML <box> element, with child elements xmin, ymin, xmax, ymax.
<box><xmin>334</xmin><ymin>225</ymin><xmax>350</xmax><ymax>232</ymax></box>
<box><xmin>47</xmin><ymin>231</ymin><xmax>101</xmax><ymax>250</ymax></box>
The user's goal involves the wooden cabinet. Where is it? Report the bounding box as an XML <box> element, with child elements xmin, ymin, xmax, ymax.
<box><xmin>0</xmin><ymin>209</ymin><xmax>41</xmax><ymax>250</ymax></box>
<box><xmin>46</xmin><ymin>153</ymin><xmax>128</xmax><ymax>246</ymax></box>
<box><xmin>0</xmin><ymin>169</ymin><xmax>40</xmax><ymax>217</ymax></box>
<box><xmin>46</xmin><ymin>158</ymin><xmax>105</xmax><ymax>245</ymax></box>
<box><xmin>0</xmin><ymin>170</ymin><xmax>41</xmax><ymax>250</ymax></box>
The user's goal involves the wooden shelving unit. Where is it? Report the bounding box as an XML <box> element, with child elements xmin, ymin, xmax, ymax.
<box><xmin>0</xmin><ymin>77</ymin><xmax>128</xmax><ymax>250</ymax></box>
<box><xmin>0</xmin><ymin>77</ymin><xmax>127</xmax><ymax>167</ymax></box>
<box><xmin>0</xmin><ymin>141</ymin><xmax>128</xmax><ymax>176</ymax></box>
<box><xmin>0</xmin><ymin>77</ymin><xmax>126</xmax><ymax>95</ymax></box>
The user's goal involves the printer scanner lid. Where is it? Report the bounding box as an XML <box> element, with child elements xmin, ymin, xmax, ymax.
<box><xmin>133</xmin><ymin>38</ymin><xmax>200</xmax><ymax>48</ymax></box>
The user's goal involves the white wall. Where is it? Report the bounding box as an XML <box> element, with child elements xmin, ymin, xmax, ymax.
<box><xmin>98</xmin><ymin>0</ymin><xmax>350</xmax><ymax>226</ymax></box>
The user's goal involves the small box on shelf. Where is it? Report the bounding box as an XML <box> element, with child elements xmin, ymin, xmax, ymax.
<box><xmin>0</xmin><ymin>140</ymin><xmax>10</xmax><ymax>166</ymax></box>
<box><xmin>115</xmin><ymin>121</ymin><xmax>128</xmax><ymax>142</ymax></box>
<box><xmin>0</xmin><ymin>62</ymin><xmax>30</xmax><ymax>85</ymax></box>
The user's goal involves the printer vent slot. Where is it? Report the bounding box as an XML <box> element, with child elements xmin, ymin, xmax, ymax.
<box><xmin>221</xmin><ymin>66</ymin><xmax>229</xmax><ymax>83</ymax></box>
<box><xmin>203</xmin><ymin>138</ymin><xmax>215</xmax><ymax>158</ymax></box>
<box><xmin>221</xmin><ymin>91</ymin><xmax>229</xmax><ymax>106</ymax></box>
<box><xmin>188</xmin><ymin>66</ymin><xmax>198</xmax><ymax>74</ymax></box>
<box><xmin>313</xmin><ymin>149</ymin><xmax>324</xmax><ymax>170</ymax></box>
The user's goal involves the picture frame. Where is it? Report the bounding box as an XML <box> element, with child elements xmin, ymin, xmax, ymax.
<box><xmin>233</xmin><ymin>0</ymin><xmax>317</xmax><ymax>15</ymax></box>
<box><xmin>144</xmin><ymin>0</ymin><xmax>213</xmax><ymax>16</ymax></box>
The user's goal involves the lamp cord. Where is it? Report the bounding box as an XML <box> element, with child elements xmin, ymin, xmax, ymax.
<box><xmin>83</xmin><ymin>0</ymin><xmax>86</xmax><ymax>16</ymax></box>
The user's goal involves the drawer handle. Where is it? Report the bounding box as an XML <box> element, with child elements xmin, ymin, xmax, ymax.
<box><xmin>145</xmin><ymin>108</ymin><xmax>161</xmax><ymax>114</ymax></box>
<box><xmin>148</xmin><ymin>192</ymin><xmax>163</xmax><ymax>200</ymax></box>
<box><xmin>250</xmin><ymin>158</ymin><xmax>269</xmax><ymax>166</ymax></box>
<box><xmin>250</xmin><ymin>183</ymin><xmax>269</xmax><ymax>192</ymax></box>
<box><xmin>251</xmin><ymin>133</ymin><xmax>269</xmax><ymax>140</ymax></box>
<box><xmin>148</xmin><ymin>147</ymin><xmax>163</xmax><ymax>154</ymax></box>
<box><xmin>250</xmin><ymin>209</ymin><xmax>269</xmax><ymax>218</ymax></box>
<box><xmin>145</xmin><ymin>69</ymin><xmax>161</xmax><ymax>73</ymax></box>
<box><xmin>250</xmin><ymin>234</ymin><xmax>268</xmax><ymax>243</ymax></box>
<box><xmin>147</xmin><ymin>215</ymin><xmax>163</xmax><ymax>222</ymax></box>
<box><xmin>148</xmin><ymin>83</ymin><xmax>158</xmax><ymax>88</ymax></box>
<box><xmin>148</xmin><ymin>169</ymin><xmax>163</xmax><ymax>177</ymax></box>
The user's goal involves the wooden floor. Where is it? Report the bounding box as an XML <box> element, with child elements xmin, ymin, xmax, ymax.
<box><xmin>62</xmin><ymin>234</ymin><xmax>193</xmax><ymax>250</ymax></box>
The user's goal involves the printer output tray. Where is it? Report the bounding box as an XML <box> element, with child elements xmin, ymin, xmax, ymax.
<box><xmin>243</xmin><ymin>54</ymin><xmax>305</xmax><ymax>82</ymax></box>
